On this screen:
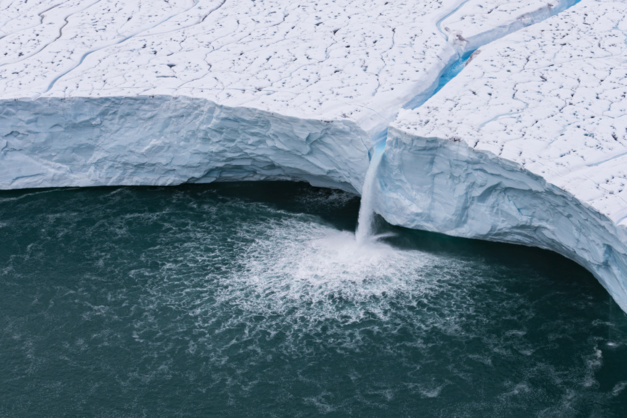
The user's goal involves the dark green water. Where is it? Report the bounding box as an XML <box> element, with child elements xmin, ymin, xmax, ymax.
<box><xmin>1</xmin><ymin>182</ymin><xmax>626</xmax><ymax>417</ymax></box>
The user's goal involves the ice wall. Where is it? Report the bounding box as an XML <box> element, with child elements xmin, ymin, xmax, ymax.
<box><xmin>387</xmin><ymin>0</ymin><xmax>627</xmax><ymax>310</ymax></box>
<box><xmin>376</xmin><ymin>128</ymin><xmax>627</xmax><ymax>312</ymax></box>
<box><xmin>0</xmin><ymin>96</ymin><xmax>369</xmax><ymax>192</ymax></box>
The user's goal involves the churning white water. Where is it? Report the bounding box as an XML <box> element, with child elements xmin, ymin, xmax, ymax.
<box><xmin>1</xmin><ymin>183</ymin><xmax>622</xmax><ymax>417</ymax></box>
<box><xmin>355</xmin><ymin>146</ymin><xmax>384</xmax><ymax>244</ymax></box>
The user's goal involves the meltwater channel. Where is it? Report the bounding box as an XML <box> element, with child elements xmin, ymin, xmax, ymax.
<box><xmin>1</xmin><ymin>182</ymin><xmax>627</xmax><ymax>416</ymax></box>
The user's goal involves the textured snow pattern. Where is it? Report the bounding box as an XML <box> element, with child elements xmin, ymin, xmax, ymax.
<box><xmin>0</xmin><ymin>0</ymin><xmax>574</xmax><ymax>133</ymax></box>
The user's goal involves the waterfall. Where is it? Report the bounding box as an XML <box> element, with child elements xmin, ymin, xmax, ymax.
<box><xmin>355</xmin><ymin>145</ymin><xmax>384</xmax><ymax>244</ymax></box>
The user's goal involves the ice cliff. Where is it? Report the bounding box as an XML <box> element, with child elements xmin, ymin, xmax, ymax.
<box><xmin>384</xmin><ymin>0</ymin><xmax>627</xmax><ymax>311</ymax></box>
<box><xmin>1</xmin><ymin>0</ymin><xmax>626</xmax><ymax>310</ymax></box>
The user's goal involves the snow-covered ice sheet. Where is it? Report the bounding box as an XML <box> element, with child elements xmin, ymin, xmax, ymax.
<box><xmin>1</xmin><ymin>0</ymin><xmax>575</xmax><ymax>134</ymax></box>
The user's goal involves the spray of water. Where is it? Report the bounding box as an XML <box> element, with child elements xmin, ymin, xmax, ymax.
<box><xmin>355</xmin><ymin>145</ymin><xmax>384</xmax><ymax>244</ymax></box>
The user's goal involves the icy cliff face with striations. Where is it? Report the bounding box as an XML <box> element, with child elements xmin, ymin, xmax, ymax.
<box><xmin>1</xmin><ymin>0</ymin><xmax>627</xmax><ymax>310</ymax></box>
<box><xmin>1</xmin><ymin>96</ymin><xmax>370</xmax><ymax>191</ymax></box>
<box><xmin>384</xmin><ymin>0</ymin><xmax>627</xmax><ymax>310</ymax></box>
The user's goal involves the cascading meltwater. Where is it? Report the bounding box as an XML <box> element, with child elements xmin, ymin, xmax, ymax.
<box><xmin>355</xmin><ymin>143</ymin><xmax>385</xmax><ymax>244</ymax></box>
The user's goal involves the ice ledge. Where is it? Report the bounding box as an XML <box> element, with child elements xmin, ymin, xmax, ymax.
<box><xmin>0</xmin><ymin>96</ymin><xmax>370</xmax><ymax>193</ymax></box>
<box><xmin>376</xmin><ymin>127</ymin><xmax>627</xmax><ymax>312</ymax></box>
<box><xmin>388</xmin><ymin>0</ymin><xmax>627</xmax><ymax>311</ymax></box>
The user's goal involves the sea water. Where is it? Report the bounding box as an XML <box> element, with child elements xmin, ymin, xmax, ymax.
<box><xmin>0</xmin><ymin>182</ymin><xmax>626</xmax><ymax>416</ymax></box>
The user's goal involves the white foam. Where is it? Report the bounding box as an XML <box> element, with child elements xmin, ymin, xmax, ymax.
<box><xmin>216</xmin><ymin>218</ymin><xmax>442</xmax><ymax>324</ymax></box>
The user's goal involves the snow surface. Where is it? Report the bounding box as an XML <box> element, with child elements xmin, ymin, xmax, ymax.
<box><xmin>1</xmin><ymin>0</ymin><xmax>627</xmax><ymax>310</ymax></box>
<box><xmin>389</xmin><ymin>0</ymin><xmax>627</xmax><ymax>310</ymax></box>
<box><xmin>1</xmin><ymin>0</ymin><xmax>576</xmax><ymax>134</ymax></box>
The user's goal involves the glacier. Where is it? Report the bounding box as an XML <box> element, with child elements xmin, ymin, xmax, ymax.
<box><xmin>1</xmin><ymin>0</ymin><xmax>627</xmax><ymax>311</ymax></box>
<box><xmin>387</xmin><ymin>0</ymin><xmax>627</xmax><ymax>311</ymax></box>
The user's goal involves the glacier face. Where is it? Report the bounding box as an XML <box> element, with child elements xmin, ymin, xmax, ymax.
<box><xmin>0</xmin><ymin>96</ymin><xmax>369</xmax><ymax>192</ymax></box>
<box><xmin>1</xmin><ymin>0</ymin><xmax>627</xmax><ymax>311</ymax></box>
<box><xmin>376</xmin><ymin>128</ymin><xmax>627</xmax><ymax>312</ymax></box>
